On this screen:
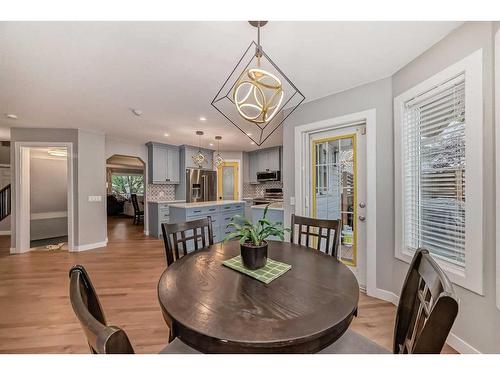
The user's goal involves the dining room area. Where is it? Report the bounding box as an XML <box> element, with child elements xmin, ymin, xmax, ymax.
<box><xmin>2</xmin><ymin>2</ymin><xmax>500</xmax><ymax>375</ymax></box>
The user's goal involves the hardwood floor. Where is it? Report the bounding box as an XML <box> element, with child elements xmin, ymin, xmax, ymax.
<box><xmin>0</xmin><ymin>217</ymin><xmax>456</xmax><ymax>353</ymax></box>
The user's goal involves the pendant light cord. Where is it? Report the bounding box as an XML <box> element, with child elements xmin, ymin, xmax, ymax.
<box><xmin>257</xmin><ymin>22</ymin><xmax>261</xmax><ymax>67</ymax></box>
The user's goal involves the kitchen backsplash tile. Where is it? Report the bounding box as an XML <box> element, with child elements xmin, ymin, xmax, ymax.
<box><xmin>147</xmin><ymin>184</ymin><xmax>176</xmax><ymax>201</ymax></box>
<box><xmin>243</xmin><ymin>181</ymin><xmax>283</xmax><ymax>198</ymax></box>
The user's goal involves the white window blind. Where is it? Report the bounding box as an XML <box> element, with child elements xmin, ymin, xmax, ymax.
<box><xmin>403</xmin><ymin>73</ymin><xmax>466</xmax><ymax>269</ymax></box>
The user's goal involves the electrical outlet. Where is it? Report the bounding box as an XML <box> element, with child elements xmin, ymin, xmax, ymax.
<box><xmin>290</xmin><ymin>196</ymin><xmax>295</xmax><ymax>206</ymax></box>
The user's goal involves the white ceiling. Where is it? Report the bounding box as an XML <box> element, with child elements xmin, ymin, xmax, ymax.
<box><xmin>0</xmin><ymin>21</ymin><xmax>461</xmax><ymax>150</ymax></box>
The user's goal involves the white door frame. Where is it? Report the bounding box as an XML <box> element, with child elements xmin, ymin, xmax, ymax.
<box><xmin>13</xmin><ymin>141</ymin><xmax>74</xmax><ymax>253</ymax></box>
<box><xmin>294</xmin><ymin>109</ymin><xmax>377</xmax><ymax>296</ymax></box>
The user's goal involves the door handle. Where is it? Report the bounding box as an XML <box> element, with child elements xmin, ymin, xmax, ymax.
<box><xmin>359</xmin><ymin>215</ymin><xmax>366</xmax><ymax>222</ymax></box>
<box><xmin>359</xmin><ymin>202</ymin><xmax>365</xmax><ymax>208</ymax></box>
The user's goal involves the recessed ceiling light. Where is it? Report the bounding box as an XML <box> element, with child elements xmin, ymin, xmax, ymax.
<box><xmin>199</xmin><ymin>117</ymin><xmax>207</xmax><ymax>121</ymax></box>
<box><xmin>164</xmin><ymin>133</ymin><xmax>170</xmax><ymax>137</ymax></box>
<box><xmin>250</xmin><ymin>142</ymin><xmax>255</xmax><ymax>145</ymax></box>
<box><xmin>246</xmin><ymin>133</ymin><xmax>252</xmax><ymax>136</ymax></box>
<box><xmin>131</xmin><ymin>109</ymin><xmax>143</xmax><ymax>117</ymax></box>
<box><xmin>5</xmin><ymin>113</ymin><xmax>18</xmax><ymax>120</ymax></box>
<box><xmin>209</xmin><ymin>143</ymin><xmax>214</xmax><ymax>146</ymax></box>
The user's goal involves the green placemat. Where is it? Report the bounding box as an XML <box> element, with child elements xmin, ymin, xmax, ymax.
<box><xmin>223</xmin><ymin>255</ymin><xmax>292</xmax><ymax>284</ymax></box>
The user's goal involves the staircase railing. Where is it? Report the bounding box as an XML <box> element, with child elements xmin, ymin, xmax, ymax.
<box><xmin>0</xmin><ymin>184</ymin><xmax>11</xmax><ymax>222</ymax></box>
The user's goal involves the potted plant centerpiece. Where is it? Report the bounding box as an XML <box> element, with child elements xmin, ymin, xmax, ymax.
<box><xmin>223</xmin><ymin>205</ymin><xmax>289</xmax><ymax>270</ymax></box>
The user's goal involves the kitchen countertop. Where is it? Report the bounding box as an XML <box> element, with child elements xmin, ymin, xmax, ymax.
<box><xmin>148</xmin><ymin>200</ymin><xmax>186</xmax><ymax>204</ymax></box>
<box><xmin>169</xmin><ymin>200</ymin><xmax>245</xmax><ymax>209</ymax></box>
<box><xmin>251</xmin><ymin>202</ymin><xmax>284</xmax><ymax>211</ymax></box>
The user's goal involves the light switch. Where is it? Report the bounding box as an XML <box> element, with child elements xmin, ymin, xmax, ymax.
<box><xmin>290</xmin><ymin>196</ymin><xmax>295</xmax><ymax>206</ymax></box>
<box><xmin>88</xmin><ymin>196</ymin><xmax>102</xmax><ymax>202</ymax></box>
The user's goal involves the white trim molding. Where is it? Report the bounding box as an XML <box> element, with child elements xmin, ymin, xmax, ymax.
<box><xmin>0</xmin><ymin>230</ymin><xmax>11</xmax><ymax>235</ymax></box>
<box><xmin>13</xmin><ymin>141</ymin><xmax>75</xmax><ymax>253</ymax></box>
<box><xmin>495</xmin><ymin>29</ymin><xmax>500</xmax><ymax>310</ymax></box>
<box><xmin>394</xmin><ymin>49</ymin><xmax>484</xmax><ymax>295</ymax></box>
<box><xmin>72</xmin><ymin>239</ymin><xmax>108</xmax><ymax>252</ymax></box>
<box><xmin>293</xmin><ymin>109</ymin><xmax>377</xmax><ymax>295</ymax></box>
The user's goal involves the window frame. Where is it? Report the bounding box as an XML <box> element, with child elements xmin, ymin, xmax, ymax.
<box><xmin>394</xmin><ymin>49</ymin><xmax>483</xmax><ymax>295</ymax></box>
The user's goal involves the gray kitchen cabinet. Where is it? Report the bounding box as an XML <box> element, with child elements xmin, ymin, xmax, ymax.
<box><xmin>248</xmin><ymin>152</ymin><xmax>259</xmax><ymax>184</ymax></box>
<box><xmin>146</xmin><ymin>142</ymin><xmax>180</xmax><ymax>184</ymax></box>
<box><xmin>247</xmin><ymin>146</ymin><xmax>281</xmax><ymax>183</ymax></box>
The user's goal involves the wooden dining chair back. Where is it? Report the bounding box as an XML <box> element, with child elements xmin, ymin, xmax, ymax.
<box><xmin>290</xmin><ymin>214</ymin><xmax>341</xmax><ymax>257</ymax></box>
<box><xmin>130</xmin><ymin>194</ymin><xmax>143</xmax><ymax>225</ymax></box>
<box><xmin>161</xmin><ymin>216</ymin><xmax>214</xmax><ymax>266</ymax></box>
<box><xmin>69</xmin><ymin>265</ymin><xmax>134</xmax><ymax>354</ymax></box>
<box><xmin>393</xmin><ymin>249</ymin><xmax>459</xmax><ymax>354</ymax></box>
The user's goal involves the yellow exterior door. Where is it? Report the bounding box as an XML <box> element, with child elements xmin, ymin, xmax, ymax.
<box><xmin>217</xmin><ymin>162</ymin><xmax>239</xmax><ymax>200</ymax></box>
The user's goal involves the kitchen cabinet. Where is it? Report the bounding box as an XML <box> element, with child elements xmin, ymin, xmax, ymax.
<box><xmin>247</xmin><ymin>146</ymin><xmax>281</xmax><ymax>183</ymax></box>
<box><xmin>146</xmin><ymin>142</ymin><xmax>180</xmax><ymax>184</ymax></box>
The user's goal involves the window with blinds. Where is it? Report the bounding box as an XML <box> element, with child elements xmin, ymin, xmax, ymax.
<box><xmin>402</xmin><ymin>73</ymin><xmax>466</xmax><ymax>269</ymax></box>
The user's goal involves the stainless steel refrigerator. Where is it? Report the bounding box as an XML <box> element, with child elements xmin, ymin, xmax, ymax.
<box><xmin>186</xmin><ymin>169</ymin><xmax>217</xmax><ymax>203</ymax></box>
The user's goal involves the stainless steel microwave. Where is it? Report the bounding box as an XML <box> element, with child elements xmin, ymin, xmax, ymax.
<box><xmin>256</xmin><ymin>171</ymin><xmax>280</xmax><ymax>182</ymax></box>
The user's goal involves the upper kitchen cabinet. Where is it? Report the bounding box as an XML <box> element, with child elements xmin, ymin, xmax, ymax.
<box><xmin>146</xmin><ymin>142</ymin><xmax>180</xmax><ymax>184</ymax></box>
<box><xmin>247</xmin><ymin>146</ymin><xmax>282</xmax><ymax>184</ymax></box>
<box><xmin>182</xmin><ymin>145</ymin><xmax>214</xmax><ymax>170</ymax></box>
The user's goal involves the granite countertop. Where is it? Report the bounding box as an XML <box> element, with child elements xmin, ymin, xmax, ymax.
<box><xmin>148</xmin><ymin>199</ymin><xmax>186</xmax><ymax>204</ymax></box>
<box><xmin>169</xmin><ymin>200</ymin><xmax>245</xmax><ymax>209</ymax></box>
<box><xmin>251</xmin><ymin>202</ymin><xmax>284</xmax><ymax>211</ymax></box>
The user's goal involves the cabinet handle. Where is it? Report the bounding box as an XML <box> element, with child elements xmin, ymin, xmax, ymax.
<box><xmin>193</xmin><ymin>210</ymin><xmax>201</xmax><ymax>213</ymax></box>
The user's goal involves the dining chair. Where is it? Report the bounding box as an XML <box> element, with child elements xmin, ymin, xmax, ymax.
<box><xmin>290</xmin><ymin>214</ymin><xmax>341</xmax><ymax>257</ymax></box>
<box><xmin>161</xmin><ymin>216</ymin><xmax>214</xmax><ymax>267</ymax></box>
<box><xmin>320</xmin><ymin>248</ymin><xmax>459</xmax><ymax>354</ymax></box>
<box><xmin>130</xmin><ymin>194</ymin><xmax>144</xmax><ymax>225</ymax></box>
<box><xmin>69</xmin><ymin>265</ymin><xmax>199</xmax><ymax>354</ymax></box>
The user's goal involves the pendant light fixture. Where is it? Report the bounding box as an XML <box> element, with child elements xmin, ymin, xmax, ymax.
<box><xmin>212</xmin><ymin>21</ymin><xmax>305</xmax><ymax>146</ymax></box>
<box><xmin>192</xmin><ymin>130</ymin><xmax>206</xmax><ymax>168</ymax></box>
<box><xmin>213</xmin><ymin>136</ymin><xmax>224</xmax><ymax>168</ymax></box>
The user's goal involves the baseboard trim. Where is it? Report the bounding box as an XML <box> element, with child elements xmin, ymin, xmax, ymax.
<box><xmin>368</xmin><ymin>287</ymin><xmax>481</xmax><ymax>354</ymax></box>
<box><xmin>446</xmin><ymin>333</ymin><xmax>481</xmax><ymax>354</ymax></box>
<box><xmin>72</xmin><ymin>239</ymin><xmax>108</xmax><ymax>252</ymax></box>
<box><xmin>144</xmin><ymin>230</ymin><xmax>149</xmax><ymax>235</ymax></box>
<box><xmin>10</xmin><ymin>247</ymin><xmax>30</xmax><ymax>254</ymax></box>
<box><xmin>0</xmin><ymin>230</ymin><xmax>11</xmax><ymax>235</ymax></box>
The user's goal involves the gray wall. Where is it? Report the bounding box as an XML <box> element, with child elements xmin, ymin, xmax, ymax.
<box><xmin>0</xmin><ymin>143</ymin><xmax>10</xmax><ymax>164</ymax></box>
<box><xmin>392</xmin><ymin>21</ymin><xmax>498</xmax><ymax>353</ymax></box>
<box><xmin>77</xmin><ymin>130</ymin><xmax>106</xmax><ymax>246</ymax></box>
<box><xmin>282</xmin><ymin>77</ymin><xmax>395</xmax><ymax>291</ymax></box>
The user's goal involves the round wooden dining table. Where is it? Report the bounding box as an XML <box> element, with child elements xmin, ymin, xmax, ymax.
<box><xmin>157</xmin><ymin>240</ymin><xmax>359</xmax><ymax>353</ymax></box>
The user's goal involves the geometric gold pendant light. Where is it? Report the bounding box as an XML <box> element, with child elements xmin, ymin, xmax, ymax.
<box><xmin>212</xmin><ymin>21</ymin><xmax>305</xmax><ymax>147</ymax></box>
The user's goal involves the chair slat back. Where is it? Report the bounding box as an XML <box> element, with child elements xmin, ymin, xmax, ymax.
<box><xmin>393</xmin><ymin>249</ymin><xmax>458</xmax><ymax>354</ymax></box>
<box><xmin>130</xmin><ymin>194</ymin><xmax>140</xmax><ymax>213</ymax></box>
<box><xmin>69</xmin><ymin>265</ymin><xmax>134</xmax><ymax>354</ymax></box>
<box><xmin>161</xmin><ymin>216</ymin><xmax>214</xmax><ymax>266</ymax></box>
<box><xmin>290</xmin><ymin>214</ymin><xmax>341</xmax><ymax>257</ymax></box>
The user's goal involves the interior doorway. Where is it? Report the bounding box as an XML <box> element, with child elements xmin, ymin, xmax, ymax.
<box><xmin>106</xmin><ymin>155</ymin><xmax>146</xmax><ymax>232</ymax></box>
<box><xmin>217</xmin><ymin>161</ymin><xmax>239</xmax><ymax>200</ymax></box>
<box><xmin>14</xmin><ymin>142</ymin><xmax>74</xmax><ymax>253</ymax></box>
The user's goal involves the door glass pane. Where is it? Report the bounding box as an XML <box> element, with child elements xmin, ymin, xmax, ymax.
<box><xmin>314</xmin><ymin>135</ymin><xmax>356</xmax><ymax>266</ymax></box>
<box><xmin>222</xmin><ymin>166</ymin><xmax>234</xmax><ymax>200</ymax></box>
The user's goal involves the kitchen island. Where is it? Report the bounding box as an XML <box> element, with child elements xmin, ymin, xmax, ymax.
<box><xmin>169</xmin><ymin>200</ymin><xmax>245</xmax><ymax>243</ymax></box>
<box><xmin>251</xmin><ymin>202</ymin><xmax>284</xmax><ymax>241</ymax></box>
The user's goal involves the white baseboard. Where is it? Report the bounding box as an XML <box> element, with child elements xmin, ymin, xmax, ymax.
<box><xmin>368</xmin><ymin>287</ymin><xmax>399</xmax><ymax>305</ymax></box>
<box><xmin>368</xmin><ymin>287</ymin><xmax>481</xmax><ymax>354</ymax></box>
<box><xmin>10</xmin><ymin>246</ymin><xmax>30</xmax><ymax>254</ymax></box>
<box><xmin>144</xmin><ymin>230</ymin><xmax>149</xmax><ymax>235</ymax></box>
<box><xmin>446</xmin><ymin>333</ymin><xmax>481</xmax><ymax>354</ymax></box>
<box><xmin>72</xmin><ymin>239</ymin><xmax>108</xmax><ymax>252</ymax></box>
<box><xmin>0</xmin><ymin>230</ymin><xmax>11</xmax><ymax>235</ymax></box>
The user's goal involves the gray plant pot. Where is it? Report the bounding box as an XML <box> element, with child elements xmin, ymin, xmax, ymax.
<box><xmin>240</xmin><ymin>241</ymin><xmax>268</xmax><ymax>270</ymax></box>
